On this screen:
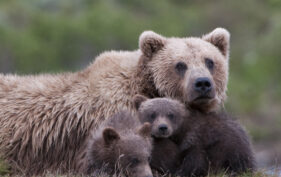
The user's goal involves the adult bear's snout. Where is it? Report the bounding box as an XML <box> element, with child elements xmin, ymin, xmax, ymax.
<box><xmin>194</xmin><ymin>77</ymin><xmax>212</xmax><ymax>95</ymax></box>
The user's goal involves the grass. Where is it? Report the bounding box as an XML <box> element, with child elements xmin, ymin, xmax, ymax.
<box><xmin>0</xmin><ymin>159</ymin><xmax>10</xmax><ymax>176</ymax></box>
<box><xmin>0</xmin><ymin>157</ymin><xmax>280</xmax><ymax>177</ymax></box>
<box><xmin>0</xmin><ymin>161</ymin><xmax>279</xmax><ymax>177</ymax></box>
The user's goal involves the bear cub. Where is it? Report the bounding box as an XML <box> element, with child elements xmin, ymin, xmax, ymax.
<box><xmin>177</xmin><ymin>111</ymin><xmax>256</xmax><ymax>176</ymax></box>
<box><xmin>134</xmin><ymin>95</ymin><xmax>255</xmax><ymax>176</ymax></box>
<box><xmin>76</xmin><ymin>111</ymin><xmax>153</xmax><ymax>177</ymax></box>
<box><xmin>133</xmin><ymin>95</ymin><xmax>187</xmax><ymax>174</ymax></box>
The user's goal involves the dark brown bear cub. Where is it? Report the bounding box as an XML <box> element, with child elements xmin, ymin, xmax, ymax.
<box><xmin>178</xmin><ymin>111</ymin><xmax>256</xmax><ymax>176</ymax></box>
<box><xmin>133</xmin><ymin>95</ymin><xmax>187</xmax><ymax>174</ymax></box>
<box><xmin>134</xmin><ymin>95</ymin><xmax>255</xmax><ymax>176</ymax></box>
<box><xmin>76</xmin><ymin>111</ymin><xmax>153</xmax><ymax>177</ymax></box>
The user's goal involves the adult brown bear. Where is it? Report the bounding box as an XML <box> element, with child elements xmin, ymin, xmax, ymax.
<box><xmin>0</xmin><ymin>28</ymin><xmax>230</xmax><ymax>175</ymax></box>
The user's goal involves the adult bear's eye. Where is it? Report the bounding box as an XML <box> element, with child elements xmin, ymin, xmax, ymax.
<box><xmin>205</xmin><ymin>58</ymin><xmax>214</xmax><ymax>71</ymax></box>
<box><xmin>150</xmin><ymin>112</ymin><xmax>157</xmax><ymax>120</ymax></box>
<box><xmin>175</xmin><ymin>62</ymin><xmax>187</xmax><ymax>77</ymax></box>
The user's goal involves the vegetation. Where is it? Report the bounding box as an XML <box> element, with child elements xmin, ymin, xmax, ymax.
<box><xmin>0</xmin><ymin>0</ymin><xmax>281</xmax><ymax>175</ymax></box>
<box><xmin>0</xmin><ymin>170</ymin><xmax>279</xmax><ymax>177</ymax></box>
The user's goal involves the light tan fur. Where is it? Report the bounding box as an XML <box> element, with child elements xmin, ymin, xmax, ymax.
<box><xmin>0</xmin><ymin>28</ymin><xmax>230</xmax><ymax>175</ymax></box>
<box><xmin>143</xmin><ymin>28</ymin><xmax>230</xmax><ymax>111</ymax></box>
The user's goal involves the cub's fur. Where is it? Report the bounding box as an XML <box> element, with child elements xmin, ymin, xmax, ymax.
<box><xmin>75</xmin><ymin>111</ymin><xmax>153</xmax><ymax>177</ymax></box>
<box><xmin>134</xmin><ymin>96</ymin><xmax>255</xmax><ymax>176</ymax></box>
<box><xmin>134</xmin><ymin>95</ymin><xmax>187</xmax><ymax>174</ymax></box>
<box><xmin>177</xmin><ymin>111</ymin><xmax>256</xmax><ymax>176</ymax></box>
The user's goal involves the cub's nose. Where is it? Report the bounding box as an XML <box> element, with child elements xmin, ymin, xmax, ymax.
<box><xmin>194</xmin><ymin>77</ymin><xmax>212</xmax><ymax>94</ymax></box>
<box><xmin>158</xmin><ymin>124</ymin><xmax>168</xmax><ymax>132</ymax></box>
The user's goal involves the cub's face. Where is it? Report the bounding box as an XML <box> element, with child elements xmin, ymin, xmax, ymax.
<box><xmin>101</xmin><ymin>124</ymin><xmax>153</xmax><ymax>177</ymax></box>
<box><xmin>116</xmin><ymin>138</ymin><xmax>152</xmax><ymax>177</ymax></box>
<box><xmin>134</xmin><ymin>95</ymin><xmax>187</xmax><ymax>138</ymax></box>
<box><xmin>139</xmin><ymin>28</ymin><xmax>230</xmax><ymax>112</ymax></box>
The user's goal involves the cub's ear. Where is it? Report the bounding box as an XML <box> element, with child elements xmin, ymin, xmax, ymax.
<box><xmin>202</xmin><ymin>28</ymin><xmax>230</xmax><ymax>58</ymax></box>
<box><xmin>138</xmin><ymin>122</ymin><xmax>152</xmax><ymax>138</ymax></box>
<box><xmin>139</xmin><ymin>31</ymin><xmax>166</xmax><ymax>57</ymax></box>
<box><xmin>133</xmin><ymin>94</ymin><xmax>148</xmax><ymax>110</ymax></box>
<box><xmin>103</xmin><ymin>127</ymin><xmax>120</xmax><ymax>145</ymax></box>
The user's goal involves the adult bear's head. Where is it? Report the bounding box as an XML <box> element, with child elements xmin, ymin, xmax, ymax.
<box><xmin>138</xmin><ymin>28</ymin><xmax>230</xmax><ymax>112</ymax></box>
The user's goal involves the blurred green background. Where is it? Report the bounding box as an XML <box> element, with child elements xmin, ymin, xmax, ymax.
<box><xmin>0</xmin><ymin>0</ymin><xmax>281</xmax><ymax>169</ymax></box>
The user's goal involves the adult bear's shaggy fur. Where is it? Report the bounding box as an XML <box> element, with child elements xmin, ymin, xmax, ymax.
<box><xmin>0</xmin><ymin>28</ymin><xmax>230</xmax><ymax>175</ymax></box>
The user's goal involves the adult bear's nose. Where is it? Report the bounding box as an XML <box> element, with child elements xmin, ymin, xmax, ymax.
<box><xmin>194</xmin><ymin>77</ymin><xmax>212</xmax><ymax>94</ymax></box>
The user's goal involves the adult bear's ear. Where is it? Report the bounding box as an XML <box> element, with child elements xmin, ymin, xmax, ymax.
<box><xmin>133</xmin><ymin>94</ymin><xmax>148</xmax><ymax>110</ymax></box>
<box><xmin>202</xmin><ymin>28</ymin><xmax>230</xmax><ymax>58</ymax></box>
<box><xmin>103</xmin><ymin>127</ymin><xmax>120</xmax><ymax>145</ymax></box>
<box><xmin>138</xmin><ymin>122</ymin><xmax>152</xmax><ymax>138</ymax></box>
<box><xmin>139</xmin><ymin>31</ymin><xmax>166</xmax><ymax>57</ymax></box>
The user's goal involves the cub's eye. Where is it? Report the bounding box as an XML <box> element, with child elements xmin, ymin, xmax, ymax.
<box><xmin>205</xmin><ymin>58</ymin><xmax>214</xmax><ymax>70</ymax></box>
<box><xmin>167</xmin><ymin>113</ymin><xmax>174</xmax><ymax>120</ymax></box>
<box><xmin>148</xmin><ymin>156</ymin><xmax>152</xmax><ymax>162</ymax></box>
<box><xmin>175</xmin><ymin>62</ymin><xmax>187</xmax><ymax>76</ymax></box>
<box><xmin>150</xmin><ymin>112</ymin><xmax>157</xmax><ymax>120</ymax></box>
<box><xmin>131</xmin><ymin>158</ymin><xmax>140</xmax><ymax>167</ymax></box>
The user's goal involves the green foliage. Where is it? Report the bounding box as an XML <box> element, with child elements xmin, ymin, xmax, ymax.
<box><xmin>0</xmin><ymin>159</ymin><xmax>9</xmax><ymax>176</ymax></box>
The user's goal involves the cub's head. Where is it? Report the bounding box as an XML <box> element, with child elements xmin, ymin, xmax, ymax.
<box><xmin>133</xmin><ymin>95</ymin><xmax>187</xmax><ymax>138</ymax></box>
<box><xmin>138</xmin><ymin>28</ymin><xmax>230</xmax><ymax>112</ymax></box>
<box><xmin>88</xmin><ymin>123</ymin><xmax>153</xmax><ymax>177</ymax></box>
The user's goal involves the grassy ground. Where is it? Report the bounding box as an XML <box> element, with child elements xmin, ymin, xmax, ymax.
<box><xmin>0</xmin><ymin>160</ymin><xmax>279</xmax><ymax>177</ymax></box>
<box><xmin>0</xmin><ymin>172</ymin><xmax>278</xmax><ymax>177</ymax></box>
